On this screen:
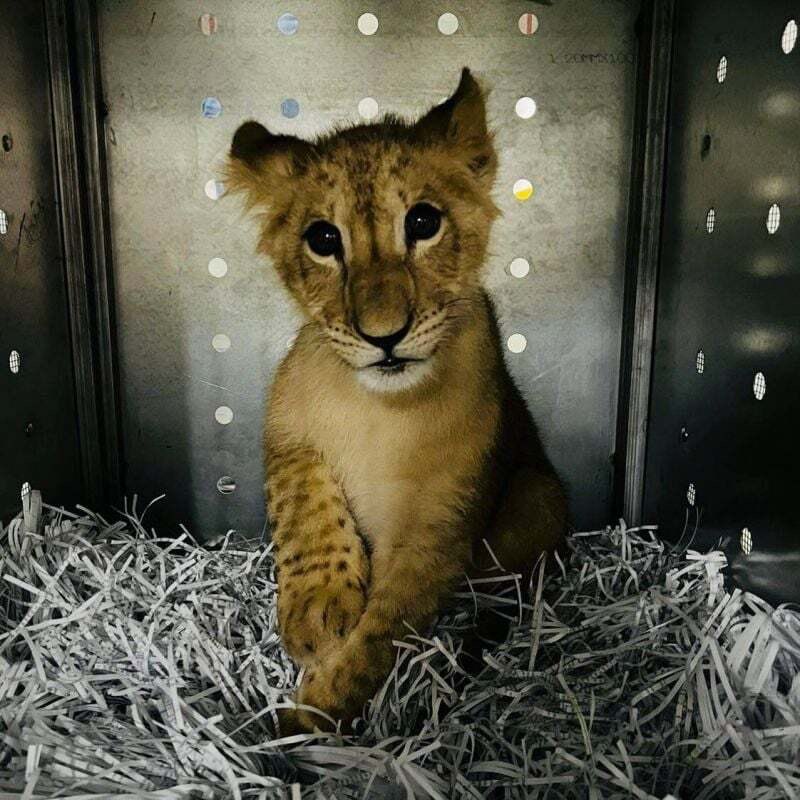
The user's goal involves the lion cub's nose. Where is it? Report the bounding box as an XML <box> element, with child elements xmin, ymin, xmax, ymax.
<box><xmin>356</xmin><ymin>316</ymin><xmax>412</xmax><ymax>355</ymax></box>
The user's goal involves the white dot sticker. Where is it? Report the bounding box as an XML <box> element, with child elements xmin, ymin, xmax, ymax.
<box><xmin>781</xmin><ymin>19</ymin><xmax>797</xmax><ymax>54</ymax></box>
<box><xmin>766</xmin><ymin>204</ymin><xmax>780</xmax><ymax>234</ymax></box>
<box><xmin>358</xmin><ymin>97</ymin><xmax>379</xmax><ymax>120</ymax></box>
<box><xmin>208</xmin><ymin>257</ymin><xmax>228</xmax><ymax>278</ymax></box>
<box><xmin>753</xmin><ymin>371</ymin><xmax>766</xmax><ymax>400</ymax></box>
<box><xmin>9</xmin><ymin>350</ymin><xmax>20</xmax><ymax>374</ymax></box>
<box><xmin>716</xmin><ymin>56</ymin><xmax>728</xmax><ymax>83</ymax></box>
<box><xmin>215</xmin><ymin>405</ymin><xmax>234</xmax><ymax>425</ymax></box>
<box><xmin>204</xmin><ymin>179</ymin><xmax>225</xmax><ymax>200</ymax></box>
<box><xmin>212</xmin><ymin>334</ymin><xmax>231</xmax><ymax>352</ymax></box>
<box><xmin>509</xmin><ymin>257</ymin><xmax>530</xmax><ymax>278</ymax></box>
<box><xmin>515</xmin><ymin>97</ymin><xmax>537</xmax><ymax>119</ymax></box>
<box><xmin>357</xmin><ymin>12</ymin><xmax>379</xmax><ymax>35</ymax></box>
<box><xmin>507</xmin><ymin>333</ymin><xmax>527</xmax><ymax>354</ymax></box>
<box><xmin>437</xmin><ymin>12</ymin><xmax>459</xmax><ymax>35</ymax></box>
<box><xmin>513</xmin><ymin>179</ymin><xmax>534</xmax><ymax>201</ymax></box>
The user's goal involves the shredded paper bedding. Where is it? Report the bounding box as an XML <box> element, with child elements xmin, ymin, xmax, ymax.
<box><xmin>1</xmin><ymin>490</ymin><xmax>798</xmax><ymax>799</ymax></box>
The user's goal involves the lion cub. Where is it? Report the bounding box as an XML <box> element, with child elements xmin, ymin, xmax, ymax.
<box><xmin>226</xmin><ymin>68</ymin><xmax>567</xmax><ymax>731</ymax></box>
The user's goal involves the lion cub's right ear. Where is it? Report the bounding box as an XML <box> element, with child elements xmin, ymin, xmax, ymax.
<box><xmin>225</xmin><ymin>120</ymin><xmax>310</xmax><ymax>209</ymax></box>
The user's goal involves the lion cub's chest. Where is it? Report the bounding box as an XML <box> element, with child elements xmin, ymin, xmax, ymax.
<box><xmin>304</xmin><ymin>383</ymin><xmax>493</xmax><ymax>545</ymax></box>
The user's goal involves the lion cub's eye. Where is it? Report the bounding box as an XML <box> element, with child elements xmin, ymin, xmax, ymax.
<box><xmin>405</xmin><ymin>203</ymin><xmax>442</xmax><ymax>243</ymax></box>
<box><xmin>304</xmin><ymin>220</ymin><xmax>342</xmax><ymax>258</ymax></box>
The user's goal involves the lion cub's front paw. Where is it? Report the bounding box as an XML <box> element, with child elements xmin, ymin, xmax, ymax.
<box><xmin>279</xmin><ymin>579</ymin><xmax>366</xmax><ymax>664</ymax></box>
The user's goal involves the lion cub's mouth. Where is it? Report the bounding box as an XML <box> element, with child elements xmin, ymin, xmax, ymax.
<box><xmin>368</xmin><ymin>355</ymin><xmax>423</xmax><ymax>372</ymax></box>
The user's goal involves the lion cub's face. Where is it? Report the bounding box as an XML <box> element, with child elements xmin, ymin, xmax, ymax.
<box><xmin>227</xmin><ymin>68</ymin><xmax>499</xmax><ymax>394</ymax></box>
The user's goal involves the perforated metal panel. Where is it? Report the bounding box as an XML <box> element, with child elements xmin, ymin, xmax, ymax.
<box><xmin>98</xmin><ymin>1</ymin><xmax>639</xmax><ymax>538</ymax></box>
<box><xmin>643</xmin><ymin>0</ymin><xmax>799</xmax><ymax>602</ymax></box>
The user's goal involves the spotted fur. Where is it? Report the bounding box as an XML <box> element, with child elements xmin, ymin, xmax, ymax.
<box><xmin>226</xmin><ymin>68</ymin><xmax>568</xmax><ymax>731</ymax></box>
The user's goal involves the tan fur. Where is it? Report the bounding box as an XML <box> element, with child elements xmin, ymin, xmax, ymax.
<box><xmin>226</xmin><ymin>68</ymin><xmax>568</xmax><ymax>731</ymax></box>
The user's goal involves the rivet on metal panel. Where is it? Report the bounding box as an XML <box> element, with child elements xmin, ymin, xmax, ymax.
<box><xmin>508</xmin><ymin>257</ymin><xmax>530</xmax><ymax>278</ymax></box>
<box><xmin>518</xmin><ymin>13</ymin><xmax>539</xmax><ymax>36</ymax></box>
<box><xmin>766</xmin><ymin>204</ymin><xmax>780</xmax><ymax>234</ymax></box>
<box><xmin>716</xmin><ymin>56</ymin><xmax>728</xmax><ymax>83</ymax></box>
<box><xmin>516</xmin><ymin>97</ymin><xmax>537</xmax><ymax>119</ymax></box>
<box><xmin>357</xmin><ymin>13</ymin><xmax>379</xmax><ymax>36</ymax></box>
<box><xmin>507</xmin><ymin>333</ymin><xmax>527</xmax><ymax>354</ymax></box>
<box><xmin>437</xmin><ymin>13</ymin><xmax>459</xmax><ymax>36</ymax></box>
<box><xmin>753</xmin><ymin>372</ymin><xmax>766</xmax><ymax>400</ymax></box>
<box><xmin>781</xmin><ymin>20</ymin><xmax>797</xmax><ymax>54</ymax></box>
<box><xmin>216</xmin><ymin>476</ymin><xmax>236</xmax><ymax>495</ymax></box>
<box><xmin>513</xmin><ymin>179</ymin><xmax>534</xmax><ymax>201</ymax></box>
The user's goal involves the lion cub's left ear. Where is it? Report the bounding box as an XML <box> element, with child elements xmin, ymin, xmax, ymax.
<box><xmin>414</xmin><ymin>67</ymin><xmax>497</xmax><ymax>188</ymax></box>
<box><xmin>225</xmin><ymin>121</ymin><xmax>310</xmax><ymax>209</ymax></box>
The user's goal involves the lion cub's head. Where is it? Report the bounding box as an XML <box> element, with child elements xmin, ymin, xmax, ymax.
<box><xmin>227</xmin><ymin>68</ymin><xmax>499</xmax><ymax>394</ymax></box>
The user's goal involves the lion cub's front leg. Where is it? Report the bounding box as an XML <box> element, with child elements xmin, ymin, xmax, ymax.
<box><xmin>267</xmin><ymin>443</ymin><xmax>369</xmax><ymax>667</ymax></box>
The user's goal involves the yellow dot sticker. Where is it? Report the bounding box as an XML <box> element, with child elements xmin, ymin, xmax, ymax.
<box><xmin>513</xmin><ymin>179</ymin><xmax>534</xmax><ymax>201</ymax></box>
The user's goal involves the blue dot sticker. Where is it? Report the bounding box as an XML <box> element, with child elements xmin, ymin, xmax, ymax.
<box><xmin>201</xmin><ymin>97</ymin><xmax>222</xmax><ymax>118</ymax></box>
<box><xmin>281</xmin><ymin>98</ymin><xmax>300</xmax><ymax>118</ymax></box>
<box><xmin>277</xmin><ymin>13</ymin><xmax>299</xmax><ymax>35</ymax></box>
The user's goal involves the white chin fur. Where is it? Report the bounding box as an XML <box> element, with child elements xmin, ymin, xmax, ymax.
<box><xmin>355</xmin><ymin>359</ymin><xmax>435</xmax><ymax>394</ymax></box>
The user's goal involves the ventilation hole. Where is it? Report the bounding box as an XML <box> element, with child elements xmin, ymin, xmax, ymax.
<box><xmin>740</xmin><ymin>527</ymin><xmax>753</xmax><ymax>555</ymax></box>
<box><xmin>508</xmin><ymin>257</ymin><xmax>530</xmax><ymax>278</ymax></box>
<box><xmin>212</xmin><ymin>334</ymin><xmax>231</xmax><ymax>352</ymax></box>
<box><xmin>706</xmin><ymin>208</ymin><xmax>716</xmax><ymax>233</ymax></box>
<box><xmin>1</xmin><ymin>134</ymin><xmax>11</xmax><ymax>152</ymax></box>
<box><xmin>201</xmin><ymin>97</ymin><xmax>222</xmax><ymax>119</ymax></box>
<box><xmin>518</xmin><ymin>12</ymin><xmax>539</xmax><ymax>35</ymax></box>
<box><xmin>216</xmin><ymin>475</ymin><xmax>236</xmax><ymax>495</ymax></box>
<box><xmin>277</xmin><ymin>13</ymin><xmax>299</xmax><ymax>35</ymax></box>
<box><xmin>9</xmin><ymin>350</ymin><xmax>21</xmax><ymax>374</ymax></box>
<box><xmin>766</xmin><ymin>204</ymin><xmax>780</xmax><ymax>234</ymax></box>
<box><xmin>204</xmin><ymin>179</ymin><xmax>225</xmax><ymax>200</ymax></box>
<box><xmin>507</xmin><ymin>333</ymin><xmax>527</xmax><ymax>354</ymax></box>
<box><xmin>686</xmin><ymin>483</ymin><xmax>696</xmax><ymax>506</ymax></box>
<box><xmin>215</xmin><ymin>405</ymin><xmax>234</xmax><ymax>425</ymax></box>
<box><xmin>198</xmin><ymin>13</ymin><xmax>218</xmax><ymax>35</ymax></box>
<box><xmin>357</xmin><ymin>12</ymin><xmax>379</xmax><ymax>35</ymax></box>
<box><xmin>515</xmin><ymin>97</ymin><xmax>537</xmax><ymax>119</ymax></box>
<box><xmin>281</xmin><ymin>98</ymin><xmax>300</xmax><ymax>118</ymax></box>
<box><xmin>782</xmin><ymin>19</ymin><xmax>797</xmax><ymax>54</ymax></box>
<box><xmin>753</xmin><ymin>371</ymin><xmax>766</xmax><ymax>400</ymax></box>
<box><xmin>358</xmin><ymin>97</ymin><xmax>379</xmax><ymax>120</ymax></box>
<box><xmin>513</xmin><ymin>179</ymin><xmax>534</xmax><ymax>201</ymax></box>
<box><xmin>696</xmin><ymin>349</ymin><xmax>705</xmax><ymax>374</ymax></box>
<box><xmin>21</xmin><ymin>482</ymin><xmax>31</xmax><ymax>499</ymax></box>
<box><xmin>208</xmin><ymin>257</ymin><xmax>228</xmax><ymax>277</ymax></box>
<box><xmin>0</xmin><ymin>209</ymin><xmax>8</xmax><ymax>235</ymax></box>
<box><xmin>437</xmin><ymin>12</ymin><xmax>459</xmax><ymax>35</ymax></box>
<box><xmin>700</xmin><ymin>133</ymin><xmax>712</xmax><ymax>159</ymax></box>
<box><xmin>716</xmin><ymin>56</ymin><xmax>728</xmax><ymax>83</ymax></box>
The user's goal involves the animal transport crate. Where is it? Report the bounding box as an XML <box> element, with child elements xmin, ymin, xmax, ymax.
<box><xmin>1</xmin><ymin>0</ymin><xmax>799</xmax><ymax>797</ymax></box>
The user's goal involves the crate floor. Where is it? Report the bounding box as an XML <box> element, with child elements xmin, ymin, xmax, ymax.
<box><xmin>1</xmin><ymin>494</ymin><xmax>798</xmax><ymax>799</ymax></box>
